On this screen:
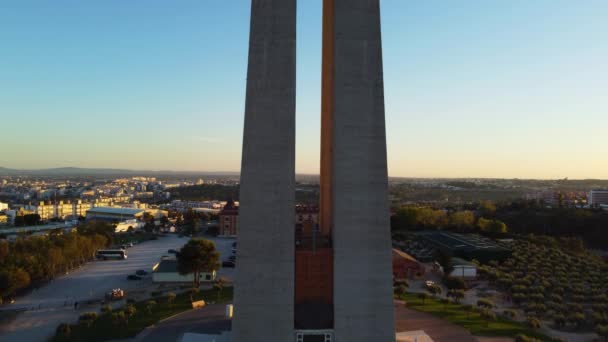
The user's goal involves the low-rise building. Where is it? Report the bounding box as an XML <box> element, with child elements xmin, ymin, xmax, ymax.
<box><xmin>152</xmin><ymin>259</ymin><xmax>216</xmax><ymax>283</ymax></box>
<box><xmin>86</xmin><ymin>207</ymin><xmax>145</xmax><ymax>221</ymax></box>
<box><xmin>589</xmin><ymin>189</ymin><xmax>608</xmax><ymax>207</ymax></box>
<box><xmin>392</xmin><ymin>249</ymin><xmax>425</xmax><ymax>279</ymax></box>
<box><xmin>450</xmin><ymin>257</ymin><xmax>477</xmax><ymax>279</ymax></box>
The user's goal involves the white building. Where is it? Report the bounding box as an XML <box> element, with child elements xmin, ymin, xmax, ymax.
<box><xmin>114</xmin><ymin>219</ymin><xmax>144</xmax><ymax>233</ymax></box>
<box><xmin>450</xmin><ymin>258</ymin><xmax>477</xmax><ymax>279</ymax></box>
<box><xmin>589</xmin><ymin>190</ymin><xmax>608</xmax><ymax>207</ymax></box>
<box><xmin>152</xmin><ymin>259</ymin><xmax>216</xmax><ymax>283</ymax></box>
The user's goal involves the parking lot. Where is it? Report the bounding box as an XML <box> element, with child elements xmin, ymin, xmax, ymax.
<box><xmin>0</xmin><ymin>234</ymin><xmax>236</xmax><ymax>342</ymax></box>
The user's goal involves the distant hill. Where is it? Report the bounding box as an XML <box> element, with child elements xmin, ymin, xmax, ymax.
<box><xmin>0</xmin><ymin>167</ymin><xmax>240</xmax><ymax>177</ymax></box>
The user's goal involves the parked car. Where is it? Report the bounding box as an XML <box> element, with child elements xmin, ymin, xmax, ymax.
<box><xmin>127</xmin><ymin>275</ymin><xmax>142</xmax><ymax>281</ymax></box>
<box><xmin>168</xmin><ymin>249</ymin><xmax>178</xmax><ymax>254</ymax></box>
<box><xmin>135</xmin><ymin>270</ymin><xmax>148</xmax><ymax>276</ymax></box>
<box><xmin>222</xmin><ymin>261</ymin><xmax>236</xmax><ymax>268</ymax></box>
<box><xmin>228</xmin><ymin>255</ymin><xmax>236</xmax><ymax>262</ymax></box>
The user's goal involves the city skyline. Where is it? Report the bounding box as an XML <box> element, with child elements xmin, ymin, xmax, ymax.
<box><xmin>1</xmin><ymin>0</ymin><xmax>607</xmax><ymax>179</ymax></box>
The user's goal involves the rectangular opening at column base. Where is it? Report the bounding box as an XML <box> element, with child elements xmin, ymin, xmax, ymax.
<box><xmin>295</xmin><ymin>329</ymin><xmax>333</xmax><ymax>342</ymax></box>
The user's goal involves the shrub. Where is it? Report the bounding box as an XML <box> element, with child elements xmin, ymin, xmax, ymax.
<box><xmin>79</xmin><ymin>312</ymin><xmax>98</xmax><ymax>322</ymax></box>
<box><xmin>56</xmin><ymin>323</ymin><xmax>71</xmax><ymax>337</ymax></box>
<box><xmin>78</xmin><ymin>312</ymin><xmax>98</xmax><ymax>327</ymax></box>
<box><xmin>443</xmin><ymin>276</ymin><xmax>466</xmax><ymax>290</ymax></box>
<box><xmin>394</xmin><ymin>285</ymin><xmax>408</xmax><ymax>296</ymax></box>
<box><xmin>503</xmin><ymin>309</ymin><xmax>517</xmax><ymax>319</ymax></box>
<box><xmin>151</xmin><ymin>291</ymin><xmax>163</xmax><ymax>297</ymax></box>
<box><xmin>526</xmin><ymin>316</ymin><xmax>541</xmax><ymax>329</ymax></box>
<box><xmin>477</xmin><ymin>298</ymin><xmax>494</xmax><ymax>309</ymax></box>
<box><xmin>101</xmin><ymin>304</ymin><xmax>112</xmax><ymax>314</ymax></box>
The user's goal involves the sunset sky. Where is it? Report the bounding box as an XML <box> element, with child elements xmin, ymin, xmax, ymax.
<box><xmin>1</xmin><ymin>0</ymin><xmax>606</xmax><ymax>178</ymax></box>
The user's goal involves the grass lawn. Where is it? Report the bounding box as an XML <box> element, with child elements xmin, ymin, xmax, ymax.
<box><xmin>50</xmin><ymin>286</ymin><xmax>233</xmax><ymax>342</ymax></box>
<box><xmin>400</xmin><ymin>293</ymin><xmax>550</xmax><ymax>341</ymax></box>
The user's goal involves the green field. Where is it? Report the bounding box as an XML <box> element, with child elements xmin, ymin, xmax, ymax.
<box><xmin>400</xmin><ymin>292</ymin><xmax>550</xmax><ymax>340</ymax></box>
<box><xmin>50</xmin><ymin>287</ymin><xmax>233</xmax><ymax>342</ymax></box>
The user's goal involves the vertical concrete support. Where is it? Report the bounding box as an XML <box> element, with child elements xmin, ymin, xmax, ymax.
<box><xmin>232</xmin><ymin>1</ymin><xmax>296</xmax><ymax>342</ymax></box>
<box><xmin>329</xmin><ymin>0</ymin><xmax>396</xmax><ymax>341</ymax></box>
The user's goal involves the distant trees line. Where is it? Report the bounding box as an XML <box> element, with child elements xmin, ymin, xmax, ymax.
<box><xmin>391</xmin><ymin>200</ymin><xmax>508</xmax><ymax>235</ymax></box>
<box><xmin>0</xmin><ymin>222</ymin><xmax>113</xmax><ymax>304</ymax></box>
<box><xmin>168</xmin><ymin>184</ymin><xmax>319</xmax><ymax>204</ymax></box>
<box><xmin>391</xmin><ymin>199</ymin><xmax>608</xmax><ymax>249</ymax></box>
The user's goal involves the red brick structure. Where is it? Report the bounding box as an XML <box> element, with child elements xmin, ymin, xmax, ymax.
<box><xmin>392</xmin><ymin>249</ymin><xmax>425</xmax><ymax>279</ymax></box>
<box><xmin>218</xmin><ymin>199</ymin><xmax>238</xmax><ymax>236</ymax></box>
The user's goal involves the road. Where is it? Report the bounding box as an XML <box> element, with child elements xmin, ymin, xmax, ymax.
<box><xmin>135</xmin><ymin>304</ymin><xmax>231</xmax><ymax>342</ymax></box>
<box><xmin>0</xmin><ymin>234</ymin><xmax>235</xmax><ymax>342</ymax></box>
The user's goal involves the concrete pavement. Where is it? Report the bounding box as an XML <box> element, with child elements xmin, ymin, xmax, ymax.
<box><xmin>0</xmin><ymin>234</ymin><xmax>235</xmax><ymax>342</ymax></box>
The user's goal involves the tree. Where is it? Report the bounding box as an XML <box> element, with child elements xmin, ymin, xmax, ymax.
<box><xmin>79</xmin><ymin>312</ymin><xmax>98</xmax><ymax>327</ymax></box>
<box><xmin>503</xmin><ymin>309</ymin><xmax>517</xmax><ymax>319</ymax></box>
<box><xmin>596</xmin><ymin>325</ymin><xmax>608</xmax><ymax>342</ymax></box>
<box><xmin>124</xmin><ymin>305</ymin><xmax>136</xmax><ymax>325</ymax></box>
<box><xmin>447</xmin><ymin>289</ymin><xmax>465</xmax><ymax>303</ymax></box>
<box><xmin>213</xmin><ymin>278</ymin><xmax>226</xmax><ymax>301</ymax></box>
<box><xmin>477</xmin><ymin>218</ymin><xmax>508</xmax><ymax>234</ymax></box>
<box><xmin>427</xmin><ymin>284</ymin><xmax>442</xmax><ymax>298</ymax></box>
<box><xmin>146</xmin><ymin>300</ymin><xmax>157</xmax><ymax>314</ymax></box>
<box><xmin>478</xmin><ymin>201</ymin><xmax>497</xmax><ymax>217</ymax></box>
<box><xmin>418</xmin><ymin>292</ymin><xmax>429</xmax><ymax>305</ymax></box>
<box><xmin>526</xmin><ymin>316</ymin><xmax>541</xmax><ymax>329</ymax></box>
<box><xmin>436</xmin><ymin>249</ymin><xmax>454</xmax><ymax>276</ymax></box>
<box><xmin>477</xmin><ymin>299</ymin><xmax>494</xmax><ymax>309</ymax></box>
<box><xmin>190</xmin><ymin>287</ymin><xmax>200</xmax><ymax>302</ymax></box>
<box><xmin>56</xmin><ymin>323</ymin><xmax>71</xmax><ymax>338</ymax></box>
<box><xmin>449</xmin><ymin>211</ymin><xmax>475</xmax><ymax>231</ymax></box>
<box><xmin>101</xmin><ymin>305</ymin><xmax>112</xmax><ymax>314</ymax></box>
<box><xmin>480</xmin><ymin>308</ymin><xmax>496</xmax><ymax>327</ymax></box>
<box><xmin>111</xmin><ymin>311</ymin><xmax>126</xmax><ymax>326</ymax></box>
<box><xmin>160</xmin><ymin>216</ymin><xmax>169</xmax><ymax>226</ymax></box>
<box><xmin>394</xmin><ymin>285</ymin><xmax>408</xmax><ymax>297</ymax></box>
<box><xmin>167</xmin><ymin>292</ymin><xmax>176</xmax><ymax>308</ymax></box>
<box><xmin>463</xmin><ymin>304</ymin><xmax>474</xmax><ymax>319</ymax></box>
<box><xmin>177</xmin><ymin>238</ymin><xmax>220</xmax><ymax>288</ymax></box>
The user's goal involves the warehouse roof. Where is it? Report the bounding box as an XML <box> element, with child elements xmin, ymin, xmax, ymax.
<box><xmin>86</xmin><ymin>207</ymin><xmax>144</xmax><ymax>215</ymax></box>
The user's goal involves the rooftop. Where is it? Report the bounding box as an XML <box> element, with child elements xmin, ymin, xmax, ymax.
<box><xmin>86</xmin><ymin>207</ymin><xmax>144</xmax><ymax>215</ymax></box>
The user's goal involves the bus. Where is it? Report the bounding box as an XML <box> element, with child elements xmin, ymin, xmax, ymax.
<box><xmin>96</xmin><ymin>249</ymin><xmax>127</xmax><ymax>260</ymax></box>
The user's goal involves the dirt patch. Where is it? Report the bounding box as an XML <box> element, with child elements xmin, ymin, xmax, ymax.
<box><xmin>395</xmin><ymin>303</ymin><xmax>476</xmax><ymax>342</ymax></box>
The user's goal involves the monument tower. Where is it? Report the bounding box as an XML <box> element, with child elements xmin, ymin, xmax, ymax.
<box><xmin>233</xmin><ymin>1</ymin><xmax>395</xmax><ymax>341</ymax></box>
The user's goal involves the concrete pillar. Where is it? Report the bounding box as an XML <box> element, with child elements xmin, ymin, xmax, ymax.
<box><xmin>328</xmin><ymin>0</ymin><xmax>396</xmax><ymax>341</ymax></box>
<box><xmin>231</xmin><ymin>1</ymin><xmax>296</xmax><ymax>341</ymax></box>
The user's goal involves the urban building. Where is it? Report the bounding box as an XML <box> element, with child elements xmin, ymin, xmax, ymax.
<box><xmin>0</xmin><ymin>202</ymin><xmax>8</xmax><ymax>211</ymax></box>
<box><xmin>233</xmin><ymin>1</ymin><xmax>394</xmax><ymax>341</ymax></box>
<box><xmin>589</xmin><ymin>189</ymin><xmax>608</xmax><ymax>207</ymax></box>
<box><xmin>0</xmin><ymin>213</ymin><xmax>8</xmax><ymax>226</ymax></box>
<box><xmin>218</xmin><ymin>199</ymin><xmax>238</xmax><ymax>237</ymax></box>
<box><xmin>85</xmin><ymin>207</ymin><xmax>145</xmax><ymax>221</ymax></box>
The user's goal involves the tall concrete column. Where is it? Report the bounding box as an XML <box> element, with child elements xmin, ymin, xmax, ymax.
<box><xmin>327</xmin><ymin>0</ymin><xmax>396</xmax><ymax>341</ymax></box>
<box><xmin>232</xmin><ymin>1</ymin><xmax>296</xmax><ymax>341</ymax></box>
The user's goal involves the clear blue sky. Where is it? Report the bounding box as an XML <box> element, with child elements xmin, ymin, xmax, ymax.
<box><xmin>1</xmin><ymin>1</ymin><xmax>606</xmax><ymax>178</ymax></box>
